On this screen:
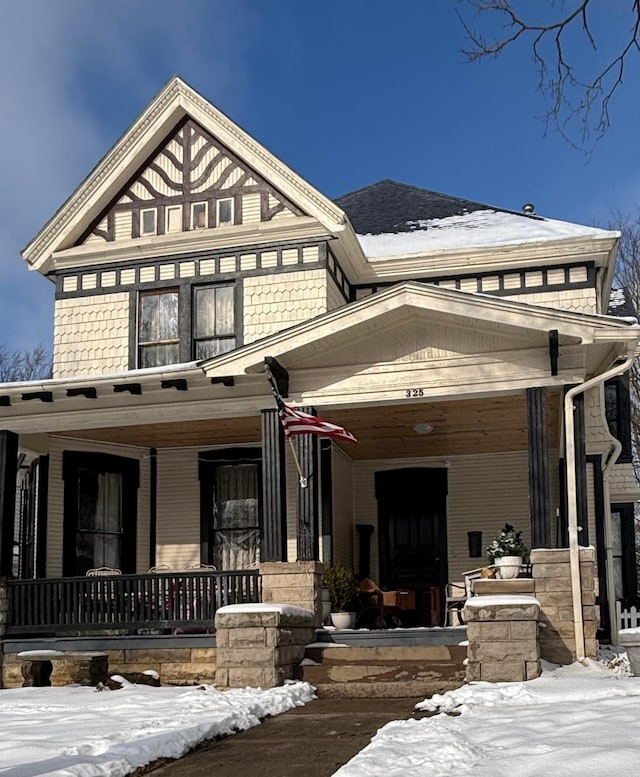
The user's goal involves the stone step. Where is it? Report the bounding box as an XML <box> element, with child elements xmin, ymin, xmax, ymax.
<box><xmin>299</xmin><ymin>643</ymin><xmax>466</xmax><ymax>698</ymax></box>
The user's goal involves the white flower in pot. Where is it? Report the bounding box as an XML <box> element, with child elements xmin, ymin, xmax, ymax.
<box><xmin>486</xmin><ymin>523</ymin><xmax>529</xmax><ymax>579</ymax></box>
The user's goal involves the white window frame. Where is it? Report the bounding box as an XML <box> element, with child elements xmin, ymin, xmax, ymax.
<box><xmin>141</xmin><ymin>208</ymin><xmax>157</xmax><ymax>236</ymax></box>
<box><xmin>191</xmin><ymin>202</ymin><xmax>208</xmax><ymax>230</ymax></box>
<box><xmin>216</xmin><ymin>198</ymin><xmax>234</xmax><ymax>226</ymax></box>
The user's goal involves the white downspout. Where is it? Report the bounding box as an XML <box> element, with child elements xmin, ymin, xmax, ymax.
<box><xmin>564</xmin><ymin>350</ymin><xmax>635</xmax><ymax>662</ymax></box>
<box><xmin>598</xmin><ymin>379</ymin><xmax>627</xmax><ymax>648</ymax></box>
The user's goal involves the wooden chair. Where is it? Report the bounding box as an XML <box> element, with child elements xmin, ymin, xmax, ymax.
<box><xmin>184</xmin><ymin>563</ymin><xmax>217</xmax><ymax>572</ymax></box>
<box><xmin>86</xmin><ymin>567</ymin><xmax>122</xmax><ymax>576</ymax></box>
<box><xmin>148</xmin><ymin>565</ymin><xmax>172</xmax><ymax>574</ymax></box>
<box><xmin>444</xmin><ymin>581</ymin><xmax>467</xmax><ymax>626</ymax></box>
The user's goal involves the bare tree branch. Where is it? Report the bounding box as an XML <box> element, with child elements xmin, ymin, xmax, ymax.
<box><xmin>0</xmin><ymin>344</ymin><xmax>52</xmax><ymax>383</ymax></box>
<box><xmin>457</xmin><ymin>0</ymin><xmax>640</xmax><ymax>151</ymax></box>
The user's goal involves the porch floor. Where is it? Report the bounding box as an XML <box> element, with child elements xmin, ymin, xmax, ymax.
<box><xmin>316</xmin><ymin>625</ymin><xmax>467</xmax><ymax>647</ymax></box>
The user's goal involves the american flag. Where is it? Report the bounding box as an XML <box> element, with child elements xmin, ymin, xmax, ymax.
<box><xmin>278</xmin><ymin>402</ymin><xmax>357</xmax><ymax>444</ymax></box>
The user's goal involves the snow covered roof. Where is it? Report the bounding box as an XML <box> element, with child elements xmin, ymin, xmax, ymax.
<box><xmin>334</xmin><ymin>180</ymin><xmax>618</xmax><ymax>259</ymax></box>
<box><xmin>608</xmin><ymin>287</ymin><xmax>637</xmax><ymax>319</ymax></box>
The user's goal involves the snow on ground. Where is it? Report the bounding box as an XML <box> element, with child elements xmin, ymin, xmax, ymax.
<box><xmin>0</xmin><ymin>679</ymin><xmax>315</xmax><ymax>777</ymax></box>
<box><xmin>334</xmin><ymin>653</ymin><xmax>640</xmax><ymax>777</ymax></box>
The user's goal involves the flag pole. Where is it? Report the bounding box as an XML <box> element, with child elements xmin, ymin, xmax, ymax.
<box><xmin>287</xmin><ymin>437</ymin><xmax>308</xmax><ymax>489</ymax></box>
<box><xmin>264</xmin><ymin>361</ymin><xmax>308</xmax><ymax>488</ymax></box>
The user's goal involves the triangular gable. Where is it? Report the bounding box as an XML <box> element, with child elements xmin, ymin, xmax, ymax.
<box><xmin>202</xmin><ymin>281</ymin><xmax>640</xmax><ymax>377</ymax></box>
<box><xmin>77</xmin><ymin>117</ymin><xmax>306</xmax><ymax>247</ymax></box>
<box><xmin>23</xmin><ymin>77</ymin><xmax>348</xmax><ymax>273</ymax></box>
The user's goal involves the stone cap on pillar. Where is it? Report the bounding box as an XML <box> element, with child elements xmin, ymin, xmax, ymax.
<box><xmin>464</xmin><ymin>595</ymin><xmax>540</xmax><ymax>622</ymax></box>
<box><xmin>215</xmin><ymin>603</ymin><xmax>314</xmax><ymax>629</ymax></box>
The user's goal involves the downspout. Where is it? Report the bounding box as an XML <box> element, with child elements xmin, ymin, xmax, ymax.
<box><xmin>564</xmin><ymin>350</ymin><xmax>635</xmax><ymax>662</ymax></box>
<box><xmin>598</xmin><ymin>383</ymin><xmax>626</xmax><ymax>647</ymax></box>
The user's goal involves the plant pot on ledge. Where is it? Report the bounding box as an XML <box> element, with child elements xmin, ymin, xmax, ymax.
<box><xmin>495</xmin><ymin>555</ymin><xmax>523</xmax><ymax>579</ymax></box>
<box><xmin>330</xmin><ymin>611</ymin><xmax>357</xmax><ymax>629</ymax></box>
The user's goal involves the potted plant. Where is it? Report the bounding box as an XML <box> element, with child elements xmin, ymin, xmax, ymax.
<box><xmin>486</xmin><ymin>523</ymin><xmax>529</xmax><ymax>579</ymax></box>
<box><xmin>322</xmin><ymin>563</ymin><xmax>358</xmax><ymax>629</ymax></box>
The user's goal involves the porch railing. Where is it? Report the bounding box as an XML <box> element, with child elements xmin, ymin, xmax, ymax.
<box><xmin>6</xmin><ymin>570</ymin><xmax>261</xmax><ymax>635</ymax></box>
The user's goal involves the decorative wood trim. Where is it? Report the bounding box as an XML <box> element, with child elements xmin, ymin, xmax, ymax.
<box><xmin>260</xmin><ymin>409</ymin><xmax>287</xmax><ymax>562</ymax></box>
<box><xmin>22</xmin><ymin>391</ymin><xmax>53</xmax><ymax>403</ymax></box>
<box><xmin>113</xmin><ymin>383</ymin><xmax>142</xmax><ymax>395</ymax></box>
<box><xmin>161</xmin><ymin>379</ymin><xmax>188</xmax><ymax>391</ymax></box>
<box><xmin>549</xmin><ymin>330</ymin><xmax>559</xmax><ymax>376</ymax></box>
<box><xmin>321</xmin><ymin>439</ymin><xmax>334</xmax><ymax>565</ymax></box>
<box><xmin>527</xmin><ymin>387</ymin><xmax>551</xmax><ymax>547</ymax></box>
<box><xmin>66</xmin><ymin>387</ymin><xmax>97</xmax><ymax>399</ymax></box>
<box><xmin>149</xmin><ymin>447</ymin><xmax>157</xmax><ymax>569</ymax></box>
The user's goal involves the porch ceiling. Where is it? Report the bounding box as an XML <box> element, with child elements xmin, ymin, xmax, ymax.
<box><xmin>56</xmin><ymin>391</ymin><xmax>561</xmax><ymax>460</ymax></box>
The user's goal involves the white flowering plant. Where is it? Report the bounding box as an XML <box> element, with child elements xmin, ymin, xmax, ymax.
<box><xmin>486</xmin><ymin>523</ymin><xmax>529</xmax><ymax>563</ymax></box>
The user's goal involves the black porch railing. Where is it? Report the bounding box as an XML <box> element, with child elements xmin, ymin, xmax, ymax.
<box><xmin>6</xmin><ymin>570</ymin><xmax>261</xmax><ymax>635</ymax></box>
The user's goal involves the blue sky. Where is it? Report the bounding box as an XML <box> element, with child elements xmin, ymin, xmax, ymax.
<box><xmin>1</xmin><ymin>0</ymin><xmax>639</xmax><ymax>351</ymax></box>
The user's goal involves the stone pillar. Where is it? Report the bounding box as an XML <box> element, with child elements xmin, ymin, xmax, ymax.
<box><xmin>531</xmin><ymin>547</ymin><xmax>597</xmax><ymax>663</ymax></box>
<box><xmin>215</xmin><ymin>604</ymin><xmax>314</xmax><ymax>688</ymax></box>
<box><xmin>465</xmin><ymin>595</ymin><xmax>541</xmax><ymax>683</ymax></box>
<box><xmin>259</xmin><ymin>561</ymin><xmax>324</xmax><ymax>627</ymax></box>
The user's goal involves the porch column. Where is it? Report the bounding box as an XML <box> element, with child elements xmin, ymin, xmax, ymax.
<box><xmin>295</xmin><ymin>407</ymin><xmax>319</xmax><ymax>561</ymax></box>
<box><xmin>0</xmin><ymin>431</ymin><xmax>18</xmax><ymax>577</ymax></box>
<box><xmin>573</xmin><ymin>394</ymin><xmax>588</xmax><ymax>545</ymax></box>
<box><xmin>261</xmin><ymin>409</ymin><xmax>287</xmax><ymax>561</ymax></box>
<box><xmin>527</xmin><ymin>388</ymin><xmax>551</xmax><ymax>548</ymax></box>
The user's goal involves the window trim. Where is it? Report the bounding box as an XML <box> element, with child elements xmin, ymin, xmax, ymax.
<box><xmin>192</xmin><ymin>282</ymin><xmax>236</xmax><ymax>360</ymax></box>
<box><xmin>216</xmin><ymin>198</ymin><xmax>234</xmax><ymax>226</ymax></box>
<box><xmin>62</xmin><ymin>452</ymin><xmax>139</xmax><ymax>576</ymax></box>
<box><xmin>198</xmin><ymin>448</ymin><xmax>262</xmax><ymax>567</ymax></box>
<box><xmin>166</xmin><ymin>205</ymin><xmax>182</xmax><ymax>233</ymax></box>
<box><xmin>191</xmin><ymin>201</ymin><xmax>208</xmax><ymax>230</ymax></box>
<box><xmin>137</xmin><ymin>287</ymin><xmax>180</xmax><ymax>368</ymax></box>
<box><xmin>140</xmin><ymin>208</ymin><xmax>157</xmax><ymax>236</ymax></box>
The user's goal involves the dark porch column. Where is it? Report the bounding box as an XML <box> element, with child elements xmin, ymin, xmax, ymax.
<box><xmin>295</xmin><ymin>407</ymin><xmax>319</xmax><ymax>561</ymax></box>
<box><xmin>0</xmin><ymin>431</ymin><xmax>18</xmax><ymax>576</ymax></box>
<box><xmin>261</xmin><ymin>409</ymin><xmax>287</xmax><ymax>561</ymax></box>
<box><xmin>573</xmin><ymin>393</ymin><xmax>588</xmax><ymax>545</ymax></box>
<box><xmin>527</xmin><ymin>388</ymin><xmax>551</xmax><ymax>548</ymax></box>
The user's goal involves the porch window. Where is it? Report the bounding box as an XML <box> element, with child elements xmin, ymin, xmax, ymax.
<box><xmin>63</xmin><ymin>453</ymin><xmax>138</xmax><ymax>576</ymax></box>
<box><xmin>604</xmin><ymin>377</ymin><xmax>632</xmax><ymax>463</ymax></box>
<box><xmin>193</xmin><ymin>284</ymin><xmax>235</xmax><ymax>359</ymax></box>
<box><xmin>138</xmin><ymin>289</ymin><xmax>179</xmax><ymax>368</ymax></box>
<box><xmin>76</xmin><ymin>469</ymin><xmax>123</xmax><ymax>573</ymax></box>
<box><xmin>199</xmin><ymin>450</ymin><xmax>261</xmax><ymax>571</ymax></box>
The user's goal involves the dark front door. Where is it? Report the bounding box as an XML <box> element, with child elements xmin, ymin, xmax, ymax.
<box><xmin>375</xmin><ymin>468</ymin><xmax>448</xmax><ymax>625</ymax></box>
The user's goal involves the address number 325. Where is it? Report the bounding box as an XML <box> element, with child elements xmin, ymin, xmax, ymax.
<box><xmin>405</xmin><ymin>388</ymin><xmax>424</xmax><ymax>398</ymax></box>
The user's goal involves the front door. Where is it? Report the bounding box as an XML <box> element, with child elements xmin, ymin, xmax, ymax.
<box><xmin>375</xmin><ymin>467</ymin><xmax>448</xmax><ymax>625</ymax></box>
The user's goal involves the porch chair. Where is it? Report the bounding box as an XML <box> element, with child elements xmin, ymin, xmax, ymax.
<box><xmin>184</xmin><ymin>563</ymin><xmax>217</xmax><ymax>572</ymax></box>
<box><xmin>444</xmin><ymin>566</ymin><xmax>497</xmax><ymax>626</ymax></box>
<box><xmin>148</xmin><ymin>565</ymin><xmax>172</xmax><ymax>573</ymax></box>
<box><xmin>86</xmin><ymin>567</ymin><xmax>122</xmax><ymax>576</ymax></box>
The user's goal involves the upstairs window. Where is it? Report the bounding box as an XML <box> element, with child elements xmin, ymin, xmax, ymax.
<box><xmin>138</xmin><ymin>289</ymin><xmax>179</xmax><ymax>368</ymax></box>
<box><xmin>193</xmin><ymin>284</ymin><xmax>235</xmax><ymax>359</ymax></box>
<box><xmin>192</xmin><ymin>202</ymin><xmax>208</xmax><ymax>229</ymax></box>
<box><xmin>217</xmin><ymin>198</ymin><xmax>233</xmax><ymax>225</ymax></box>
<box><xmin>141</xmin><ymin>208</ymin><xmax>157</xmax><ymax>236</ymax></box>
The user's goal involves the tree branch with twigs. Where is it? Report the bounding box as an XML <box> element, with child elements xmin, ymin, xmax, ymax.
<box><xmin>457</xmin><ymin>0</ymin><xmax>640</xmax><ymax>151</ymax></box>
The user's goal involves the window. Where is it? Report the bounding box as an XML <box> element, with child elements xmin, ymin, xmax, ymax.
<box><xmin>217</xmin><ymin>198</ymin><xmax>233</xmax><ymax>225</ymax></box>
<box><xmin>193</xmin><ymin>284</ymin><xmax>235</xmax><ymax>359</ymax></box>
<box><xmin>141</xmin><ymin>208</ymin><xmax>157</xmax><ymax>235</ymax></box>
<box><xmin>199</xmin><ymin>450</ymin><xmax>261</xmax><ymax>571</ymax></box>
<box><xmin>192</xmin><ymin>202</ymin><xmax>207</xmax><ymax>229</ymax></box>
<box><xmin>166</xmin><ymin>205</ymin><xmax>182</xmax><ymax>233</ymax></box>
<box><xmin>63</xmin><ymin>453</ymin><xmax>138</xmax><ymax>576</ymax></box>
<box><xmin>138</xmin><ymin>289</ymin><xmax>179</xmax><ymax>368</ymax></box>
<box><xmin>604</xmin><ymin>377</ymin><xmax>632</xmax><ymax>463</ymax></box>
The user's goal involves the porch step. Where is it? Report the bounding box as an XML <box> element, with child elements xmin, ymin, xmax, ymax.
<box><xmin>299</xmin><ymin>641</ymin><xmax>467</xmax><ymax>699</ymax></box>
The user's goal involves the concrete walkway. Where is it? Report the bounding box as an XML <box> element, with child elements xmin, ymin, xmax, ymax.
<box><xmin>146</xmin><ymin>697</ymin><xmax>428</xmax><ymax>777</ymax></box>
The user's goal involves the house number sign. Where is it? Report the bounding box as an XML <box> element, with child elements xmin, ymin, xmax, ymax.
<box><xmin>405</xmin><ymin>388</ymin><xmax>424</xmax><ymax>398</ymax></box>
